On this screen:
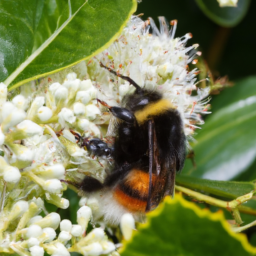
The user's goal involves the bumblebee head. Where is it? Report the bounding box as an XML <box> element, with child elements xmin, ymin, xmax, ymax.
<box><xmin>124</xmin><ymin>89</ymin><xmax>162</xmax><ymax>112</ymax></box>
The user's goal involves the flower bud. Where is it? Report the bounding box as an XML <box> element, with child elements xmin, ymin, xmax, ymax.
<box><xmin>3</xmin><ymin>165</ymin><xmax>21</xmax><ymax>183</ymax></box>
<box><xmin>85</xmin><ymin>104</ymin><xmax>101</xmax><ymax>120</ymax></box>
<box><xmin>58</xmin><ymin>108</ymin><xmax>76</xmax><ymax>125</ymax></box>
<box><xmin>1</xmin><ymin>106</ymin><xmax>26</xmax><ymax>132</ymax></box>
<box><xmin>58</xmin><ymin>231</ymin><xmax>71</xmax><ymax>243</ymax></box>
<box><xmin>66</xmin><ymin>72</ymin><xmax>77</xmax><ymax>81</ymax></box>
<box><xmin>34</xmin><ymin>212</ymin><xmax>60</xmax><ymax>230</ymax></box>
<box><xmin>120</xmin><ymin>213</ymin><xmax>135</xmax><ymax>240</ymax></box>
<box><xmin>79</xmin><ymin>197</ymin><xmax>87</xmax><ymax>207</ymax></box>
<box><xmin>26</xmin><ymin>225</ymin><xmax>43</xmax><ymax>239</ymax></box>
<box><xmin>80</xmin><ymin>79</ymin><xmax>93</xmax><ymax>90</ymax></box>
<box><xmin>43</xmin><ymin>179</ymin><xmax>63</xmax><ymax>194</ymax></box>
<box><xmin>16</xmin><ymin>120</ymin><xmax>43</xmax><ymax>137</ymax></box>
<box><xmin>49</xmin><ymin>82</ymin><xmax>61</xmax><ymax>94</ymax></box>
<box><xmin>55</xmin><ymin>86</ymin><xmax>68</xmax><ymax>100</ymax></box>
<box><xmin>12</xmin><ymin>95</ymin><xmax>27</xmax><ymax>110</ymax></box>
<box><xmin>71</xmin><ymin>224</ymin><xmax>83</xmax><ymax>237</ymax></box>
<box><xmin>27</xmin><ymin>237</ymin><xmax>40</xmax><ymax>247</ymax></box>
<box><xmin>29</xmin><ymin>245</ymin><xmax>44</xmax><ymax>256</ymax></box>
<box><xmin>37</xmin><ymin>106</ymin><xmax>53</xmax><ymax>121</ymax></box>
<box><xmin>39</xmin><ymin>164</ymin><xmax>65</xmax><ymax>180</ymax></box>
<box><xmin>89</xmin><ymin>122</ymin><xmax>101</xmax><ymax>137</ymax></box>
<box><xmin>77</xmin><ymin>206</ymin><xmax>92</xmax><ymax>232</ymax></box>
<box><xmin>27</xmin><ymin>216</ymin><xmax>43</xmax><ymax>226</ymax></box>
<box><xmin>60</xmin><ymin>198</ymin><xmax>69</xmax><ymax>209</ymax></box>
<box><xmin>60</xmin><ymin>219</ymin><xmax>72</xmax><ymax>232</ymax></box>
<box><xmin>101</xmin><ymin>241</ymin><xmax>115</xmax><ymax>254</ymax></box>
<box><xmin>1</xmin><ymin>102</ymin><xmax>15</xmax><ymax>120</ymax></box>
<box><xmin>73</xmin><ymin>102</ymin><xmax>86</xmax><ymax>116</ymax></box>
<box><xmin>80</xmin><ymin>242</ymin><xmax>103</xmax><ymax>256</ymax></box>
<box><xmin>76</xmin><ymin>91</ymin><xmax>91</xmax><ymax>105</ymax></box>
<box><xmin>0</xmin><ymin>128</ymin><xmax>5</xmax><ymax>145</ymax></box>
<box><xmin>41</xmin><ymin>227</ymin><xmax>56</xmax><ymax>242</ymax></box>
<box><xmin>45</xmin><ymin>242</ymin><xmax>70</xmax><ymax>256</ymax></box>
<box><xmin>77</xmin><ymin>118</ymin><xmax>90</xmax><ymax>131</ymax></box>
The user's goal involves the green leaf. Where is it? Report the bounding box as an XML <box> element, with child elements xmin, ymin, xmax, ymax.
<box><xmin>0</xmin><ymin>0</ymin><xmax>137</xmax><ymax>90</ymax></box>
<box><xmin>182</xmin><ymin>77</ymin><xmax>256</xmax><ymax>180</ymax></box>
<box><xmin>121</xmin><ymin>195</ymin><xmax>256</xmax><ymax>256</ymax></box>
<box><xmin>176</xmin><ymin>175</ymin><xmax>255</xmax><ymax>199</ymax></box>
<box><xmin>195</xmin><ymin>0</ymin><xmax>250</xmax><ymax>27</ymax></box>
<box><xmin>212</xmin><ymin>76</ymin><xmax>256</xmax><ymax>112</ymax></box>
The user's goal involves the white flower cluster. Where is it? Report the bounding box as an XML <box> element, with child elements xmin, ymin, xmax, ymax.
<box><xmin>0</xmin><ymin>197</ymin><xmax>115</xmax><ymax>256</ymax></box>
<box><xmin>86</xmin><ymin>16</ymin><xmax>210</xmax><ymax>138</ymax></box>
<box><xmin>0</xmin><ymin>15</ymin><xmax>209</xmax><ymax>255</ymax></box>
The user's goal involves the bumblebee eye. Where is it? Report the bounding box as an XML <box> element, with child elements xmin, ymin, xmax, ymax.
<box><xmin>137</xmin><ymin>98</ymin><xmax>149</xmax><ymax>106</ymax></box>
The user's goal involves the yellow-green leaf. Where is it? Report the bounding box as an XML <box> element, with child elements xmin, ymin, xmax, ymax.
<box><xmin>121</xmin><ymin>195</ymin><xmax>256</xmax><ymax>256</ymax></box>
<box><xmin>0</xmin><ymin>0</ymin><xmax>137</xmax><ymax>90</ymax></box>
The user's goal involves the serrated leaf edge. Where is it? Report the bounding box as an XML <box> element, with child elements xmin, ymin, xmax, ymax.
<box><xmin>7</xmin><ymin>0</ymin><xmax>138</xmax><ymax>91</ymax></box>
<box><xmin>120</xmin><ymin>194</ymin><xmax>256</xmax><ymax>255</ymax></box>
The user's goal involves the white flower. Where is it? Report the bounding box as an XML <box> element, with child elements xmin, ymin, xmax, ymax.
<box><xmin>37</xmin><ymin>106</ymin><xmax>53</xmax><ymax>121</ymax></box>
<box><xmin>60</xmin><ymin>219</ymin><xmax>72</xmax><ymax>232</ymax></box>
<box><xmin>217</xmin><ymin>0</ymin><xmax>238</xmax><ymax>7</ymax></box>
<box><xmin>43</xmin><ymin>179</ymin><xmax>63</xmax><ymax>194</ymax></box>
<box><xmin>29</xmin><ymin>245</ymin><xmax>44</xmax><ymax>256</ymax></box>
<box><xmin>49</xmin><ymin>82</ymin><xmax>62</xmax><ymax>94</ymax></box>
<box><xmin>101</xmin><ymin>241</ymin><xmax>116</xmax><ymax>254</ymax></box>
<box><xmin>73</xmin><ymin>102</ymin><xmax>86</xmax><ymax>116</ymax></box>
<box><xmin>27</xmin><ymin>237</ymin><xmax>40</xmax><ymax>247</ymax></box>
<box><xmin>26</xmin><ymin>225</ymin><xmax>43</xmax><ymax>239</ymax></box>
<box><xmin>0</xmin><ymin>128</ymin><xmax>5</xmax><ymax>145</ymax></box>
<box><xmin>46</xmin><ymin>242</ymin><xmax>70</xmax><ymax>256</ymax></box>
<box><xmin>34</xmin><ymin>212</ymin><xmax>61</xmax><ymax>230</ymax></box>
<box><xmin>16</xmin><ymin>120</ymin><xmax>43</xmax><ymax>137</ymax></box>
<box><xmin>77</xmin><ymin>206</ymin><xmax>92</xmax><ymax>232</ymax></box>
<box><xmin>41</xmin><ymin>227</ymin><xmax>56</xmax><ymax>242</ymax></box>
<box><xmin>39</xmin><ymin>164</ymin><xmax>65</xmax><ymax>180</ymax></box>
<box><xmin>71</xmin><ymin>225</ymin><xmax>83</xmax><ymax>237</ymax></box>
<box><xmin>77</xmin><ymin>118</ymin><xmax>90</xmax><ymax>131</ymax></box>
<box><xmin>12</xmin><ymin>95</ymin><xmax>27</xmax><ymax>110</ymax></box>
<box><xmin>120</xmin><ymin>213</ymin><xmax>135</xmax><ymax>240</ymax></box>
<box><xmin>58</xmin><ymin>231</ymin><xmax>72</xmax><ymax>243</ymax></box>
<box><xmin>66</xmin><ymin>72</ymin><xmax>77</xmax><ymax>81</ymax></box>
<box><xmin>85</xmin><ymin>104</ymin><xmax>101</xmax><ymax>120</ymax></box>
<box><xmin>55</xmin><ymin>86</ymin><xmax>68</xmax><ymax>100</ymax></box>
<box><xmin>58</xmin><ymin>108</ymin><xmax>76</xmax><ymax>125</ymax></box>
<box><xmin>76</xmin><ymin>90</ymin><xmax>92</xmax><ymax>105</ymax></box>
<box><xmin>3</xmin><ymin>165</ymin><xmax>21</xmax><ymax>183</ymax></box>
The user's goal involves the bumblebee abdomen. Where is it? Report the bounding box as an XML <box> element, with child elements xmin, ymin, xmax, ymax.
<box><xmin>113</xmin><ymin>169</ymin><xmax>156</xmax><ymax>212</ymax></box>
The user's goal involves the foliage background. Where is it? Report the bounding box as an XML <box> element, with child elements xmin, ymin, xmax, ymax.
<box><xmin>1</xmin><ymin>0</ymin><xmax>256</xmax><ymax>255</ymax></box>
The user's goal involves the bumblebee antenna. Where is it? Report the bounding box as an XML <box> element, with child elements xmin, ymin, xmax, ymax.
<box><xmin>99</xmin><ymin>62</ymin><xmax>143</xmax><ymax>93</ymax></box>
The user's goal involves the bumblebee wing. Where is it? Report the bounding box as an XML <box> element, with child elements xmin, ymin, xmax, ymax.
<box><xmin>146</xmin><ymin>120</ymin><xmax>155</xmax><ymax>212</ymax></box>
<box><xmin>146</xmin><ymin>121</ymin><xmax>177</xmax><ymax>211</ymax></box>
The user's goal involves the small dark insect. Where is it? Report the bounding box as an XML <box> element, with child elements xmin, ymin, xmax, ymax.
<box><xmin>73</xmin><ymin>62</ymin><xmax>186</xmax><ymax>219</ymax></box>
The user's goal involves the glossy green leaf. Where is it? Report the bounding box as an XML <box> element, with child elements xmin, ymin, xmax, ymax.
<box><xmin>195</xmin><ymin>0</ymin><xmax>250</xmax><ymax>27</ymax></box>
<box><xmin>0</xmin><ymin>0</ymin><xmax>137</xmax><ymax>90</ymax></box>
<box><xmin>212</xmin><ymin>76</ymin><xmax>256</xmax><ymax>112</ymax></box>
<box><xmin>121</xmin><ymin>195</ymin><xmax>256</xmax><ymax>256</ymax></box>
<box><xmin>176</xmin><ymin>175</ymin><xmax>255</xmax><ymax>199</ymax></box>
<box><xmin>182</xmin><ymin>77</ymin><xmax>256</xmax><ymax>180</ymax></box>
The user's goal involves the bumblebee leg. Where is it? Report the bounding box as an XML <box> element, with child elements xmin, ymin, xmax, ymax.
<box><xmin>80</xmin><ymin>176</ymin><xmax>104</xmax><ymax>192</ymax></box>
<box><xmin>83</xmin><ymin>138</ymin><xmax>113</xmax><ymax>157</ymax></box>
<box><xmin>97</xmin><ymin>99</ymin><xmax>136</xmax><ymax>124</ymax></box>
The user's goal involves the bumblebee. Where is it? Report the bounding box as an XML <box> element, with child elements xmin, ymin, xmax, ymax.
<box><xmin>76</xmin><ymin>62</ymin><xmax>186</xmax><ymax>220</ymax></box>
